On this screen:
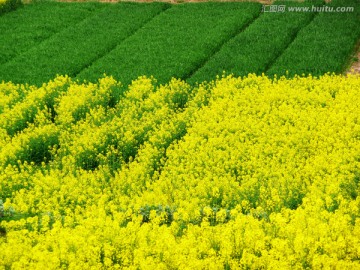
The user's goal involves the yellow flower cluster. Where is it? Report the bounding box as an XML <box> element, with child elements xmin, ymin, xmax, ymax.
<box><xmin>54</xmin><ymin>77</ymin><xmax>119</xmax><ymax>126</ymax></box>
<box><xmin>0</xmin><ymin>76</ymin><xmax>70</xmax><ymax>136</ymax></box>
<box><xmin>1</xmin><ymin>73</ymin><xmax>360</xmax><ymax>269</ymax></box>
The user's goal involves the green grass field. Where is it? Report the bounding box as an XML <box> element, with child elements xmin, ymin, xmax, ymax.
<box><xmin>0</xmin><ymin>0</ymin><xmax>359</xmax><ymax>85</ymax></box>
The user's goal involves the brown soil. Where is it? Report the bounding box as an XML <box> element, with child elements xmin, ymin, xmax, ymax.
<box><xmin>347</xmin><ymin>50</ymin><xmax>360</xmax><ymax>75</ymax></box>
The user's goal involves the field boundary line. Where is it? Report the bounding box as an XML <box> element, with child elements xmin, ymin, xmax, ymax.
<box><xmin>73</xmin><ymin>5</ymin><xmax>171</xmax><ymax>79</ymax></box>
<box><xmin>345</xmin><ymin>39</ymin><xmax>360</xmax><ymax>75</ymax></box>
<box><xmin>183</xmin><ymin>8</ymin><xmax>263</xmax><ymax>81</ymax></box>
<box><xmin>263</xmin><ymin>10</ymin><xmax>320</xmax><ymax>74</ymax></box>
<box><xmin>0</xmin><ymin>3</ymin><xmax>108</xmax><ymax>66</ymax></box>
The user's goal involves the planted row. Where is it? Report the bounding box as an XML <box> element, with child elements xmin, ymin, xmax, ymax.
<box><xmin>0</xmin><ymin>2</ymin><xmax>169</xmax><ymax>85</ymax></box>
<box><xmin>57</xmin><ymin>76</ymin><xmax>193</xmax><ymax>172</ymax></box>
<box><xmin>267</xmin><ymin>0</ymin><xmax>360</xmax><ymax>76</ymax></box>
<box><xmin>189</xmin><ymin>0</ymin><xmax>321</xmax><ymax>83</ymax></box>
<box><xmin>0</xmin><ymin>2</ymin><xmax>104</xmax><ymax>65</ymax></box>
<box><xmin>0</xmin><ymin>76</ymin><xmax>70</xmax><ymax>136</ymax></box>
<box><xmin>77</xmin><ymin>2</ymin><xmax>262</xmax><ymax>86</ymax></box>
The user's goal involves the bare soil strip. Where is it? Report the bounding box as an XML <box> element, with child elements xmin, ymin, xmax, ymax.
<box><xmin>347</xmin><ymin>48</ymin><xmax>360</xmax><ymax>75</ymax></box>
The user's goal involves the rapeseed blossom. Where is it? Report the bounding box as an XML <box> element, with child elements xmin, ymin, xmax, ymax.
<box><xmin>0</xmin><ymin>73</ymin><xmax>360</xmax><ymax>268</ymax></box>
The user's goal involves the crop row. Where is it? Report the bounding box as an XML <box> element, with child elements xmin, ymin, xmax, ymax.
<box><xmin>0</xmin><ymin>2</ymin><xmax>169</xmax><ymax>85</ymax></box>
<box><xmin>268</xmin><ymin>0</ymin><xmax>360</xmax><ymax>76</ymax></box>
<box><xmin>0</xmin><ymin>2</ymin><xmax>105</xmax><ymax>65</ymax></box>
<box><xmin>189</xmin><ymin>0</ymin><xmax>321</xmax><ymax>83</ymax></box>
<box><xmin>77</xmin><ymin>2</ymin><xmax>262</xmax><ymax>86</ymax></box>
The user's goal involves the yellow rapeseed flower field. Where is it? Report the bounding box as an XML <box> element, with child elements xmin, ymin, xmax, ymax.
<box><xmin>0</xmin><ymin>73</ymin><xmax>360</xmax><ymax>269</ymax></box>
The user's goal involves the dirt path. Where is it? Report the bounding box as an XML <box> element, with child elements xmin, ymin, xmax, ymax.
<box><xmin>347</xmin><ymin>50</ymin><xmax>360</xmax><ymax>75</ymax></box>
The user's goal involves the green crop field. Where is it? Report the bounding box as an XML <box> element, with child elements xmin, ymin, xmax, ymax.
<box><xmin>0</xmin><ymin>0</ymin><xmax>359</xmax><ymax>86</ymax></box>
<box><xmin>0</xmin><ymin>2</ymin><xmax>105</xmax><ymax>65</ymax></box>
<box><xmin>77</xmin><ymin>2</ymin><xmax>262</xmax><ymax>86</ymax></box>
<box><xmin>267</xmin><ymin>0</ymin><xmax>360</xmax><ymax>77</ymax></box>
<box><xmin>188</xmin><ymin>0</ymin><xmax>321</xmax><ymax>83</ymax></box>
